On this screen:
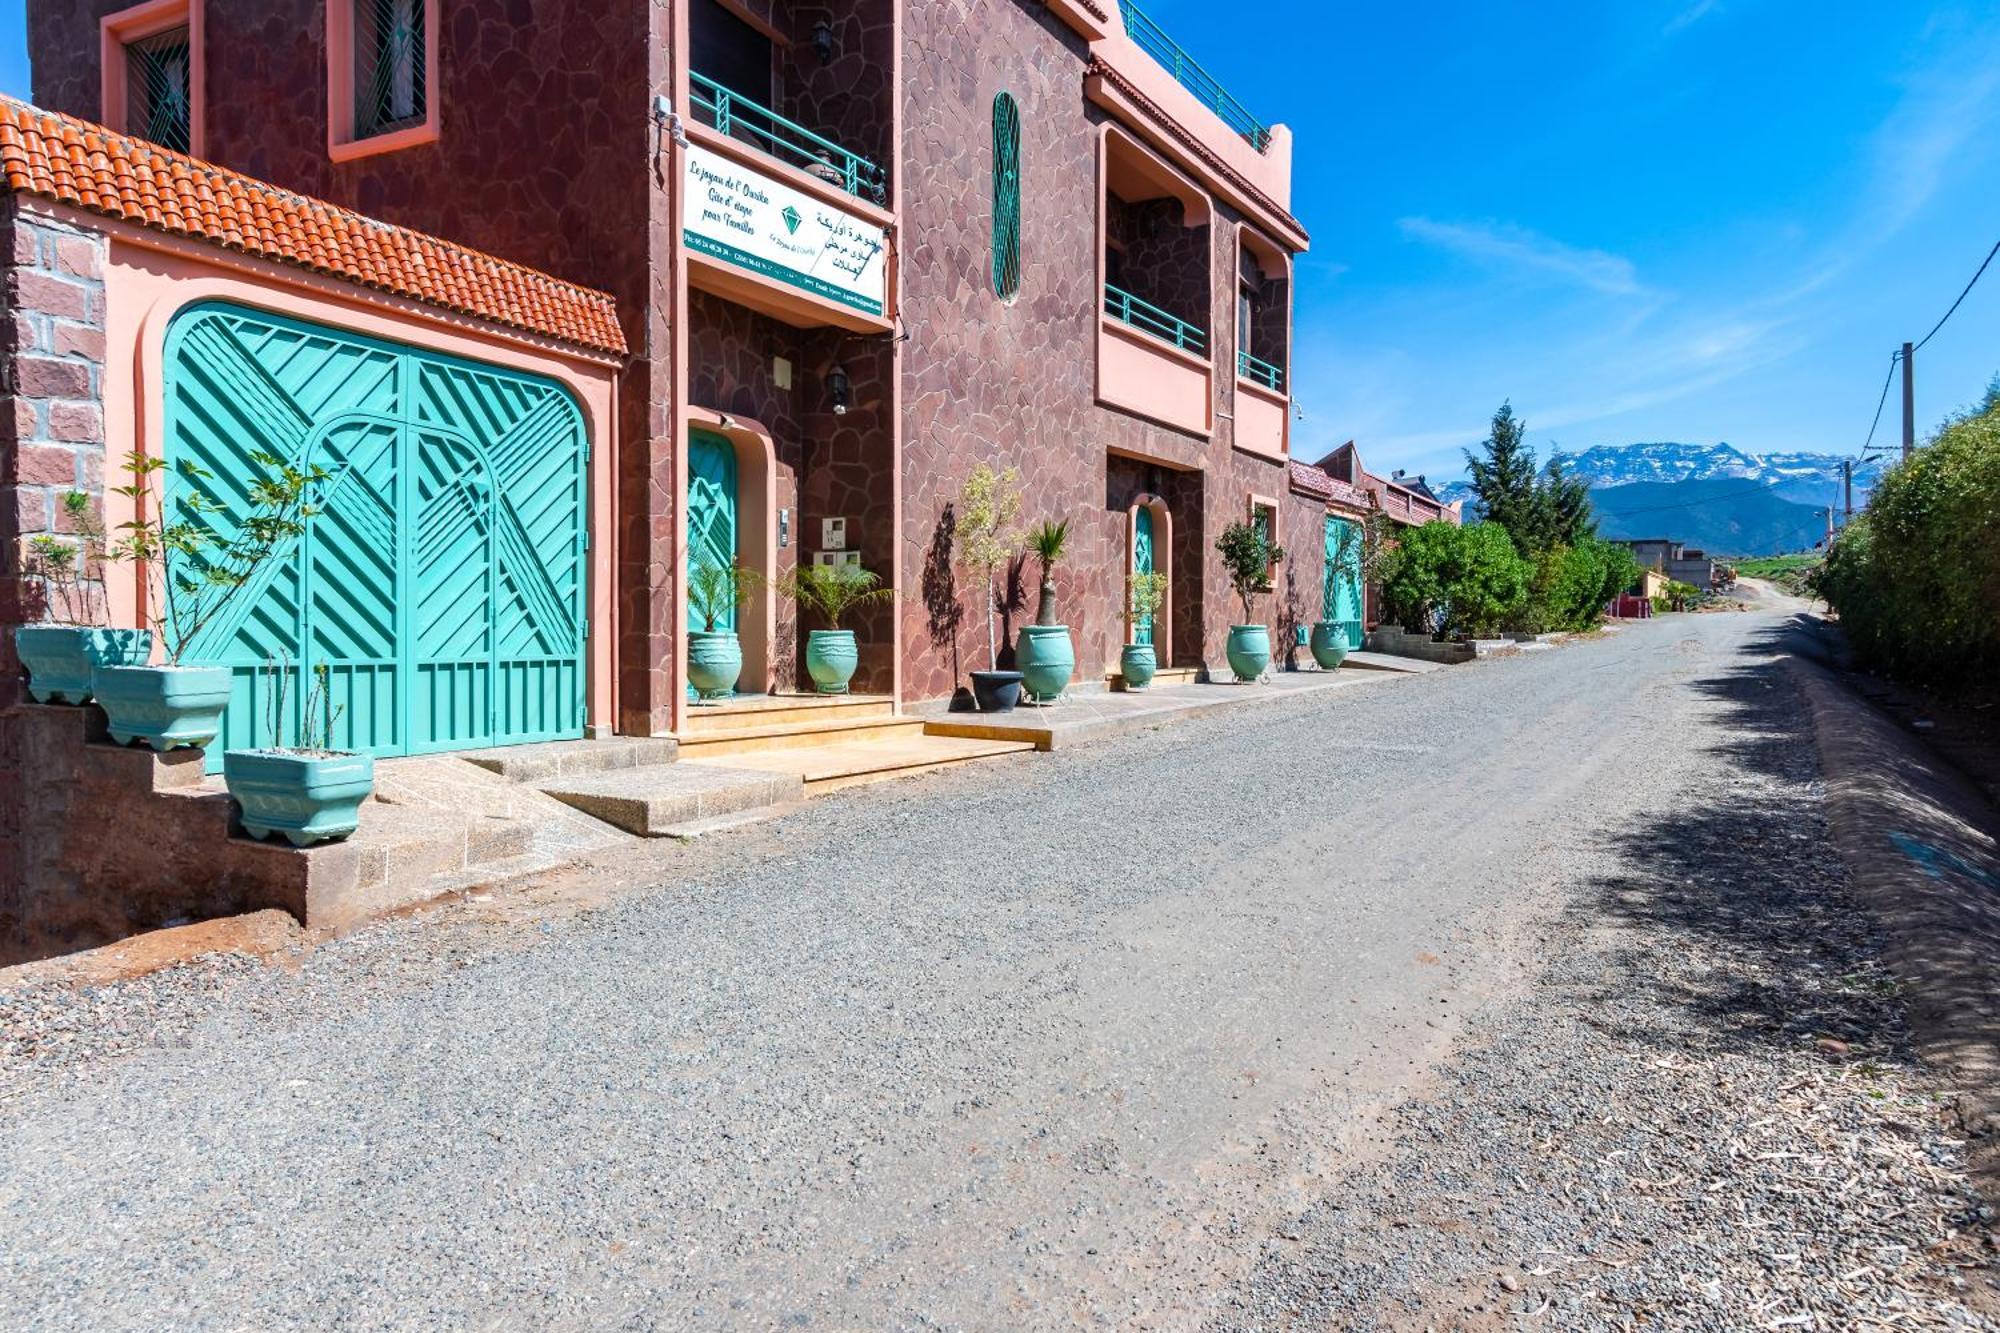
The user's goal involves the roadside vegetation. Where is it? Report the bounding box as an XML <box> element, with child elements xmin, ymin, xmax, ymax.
<box><xmin>1817</xmin><ymin>377</ymin><xmax>2000</xmax><ymax>693</ymax></box>
<box><xmin>1382</xmin><ymin>403</ymin><xmax>1639</xmax><ymax>638</ymax></box>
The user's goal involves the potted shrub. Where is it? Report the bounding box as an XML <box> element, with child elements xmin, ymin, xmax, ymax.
<box><xmin>1120</xmin><ymin>569</ymin><xmax>1169</xmax><ymax>690</ymax></box>
<box><xmin>1217</xmin><ymin>519</ymin><xmax>1285</xmax><ymax>683</ymax></box>
<box><xmin>687</xmin><ymin>559</ymin><xmax>753</xmax><ymax>700</ymax></box>
<box><xmin>13</xmin><ymin>491</ymin><xmax>151</xmax><ymax>703</ymax></box>
<box><xmin>1310</xmin><ymin>517</ymin><xmax>1366</xmax><ymax>670</ymax></box>
<box><xmin>98</xmin><ymin>449</ymin><xmax>325</xmax><ymax>751</ymax></box>
<box><xmin>1015</xmin><ymin>517</ymin><xmax>1076</xmax><ymax>704</ymax></box>
<box><xmin>225</xmin><ymin>658</ymin><xmax>374</xmax><ymax>847</ymax></box>
<box><xmin>775</xmin><ymin>562</ymin><xmax>896</xmax><ymax>694</ymax></box>
<box><xmin>956</xmin><ymin>463</ymin><xmax>1025</xmax><ymax>712</ymax></box>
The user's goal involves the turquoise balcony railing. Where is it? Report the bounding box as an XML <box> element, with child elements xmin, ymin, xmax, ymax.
<box><xmin>690</xmin><ymin>71</ymin><xmax>888</xmax><ymax>203</ymax></box>
<box><xmin>1122</xmin><ymin>3</ymin><xmax>1272</xmax><ymax>152</ymax></box>
<box><xmin>1237</xmin><ymin>349</ymin><xmax>1285</xmax><ymax>392</ymax></box>
<box><xmin>1105</xmin><ymin>284</ymin><xmax>1207</xmax><ymax>354</ymax></box>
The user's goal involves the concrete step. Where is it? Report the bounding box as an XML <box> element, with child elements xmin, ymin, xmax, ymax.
<box><xmin>1339</xmin><ymin>650</ymin><xmax>1445</xmax><ymax>674</ymax></box>
<box><xmin>676</xmin><ymin>715</ymin><xmax>927</xmax><ymax>757</ymax></box>
<box><xmin>683</xmin><ymin>694</ymin><xmax>896</xmax><ymax>733</ymax></box>
<box><xmin>459</xmin><ymin>736</ymin><xmax>680</xmax><ymax>784</ymax></box>
<box><xmin>653</xmin><ymin>802</ymin><xmax>806</xmax><ymax>841</ymax></box>
<box><xmin>538</xmin><ymin>764</ymin><xmax>803</xmax><ymax>837</ymax></box>
<box><xmin>1107</xmin><ymin>666</ymin><xmax>1199</xmax><ymax>692</ymax></box>
<box><xmin>684</xmin><ymin>734</ymin><xmax>1037</xmax><ymax>797</ymax></box>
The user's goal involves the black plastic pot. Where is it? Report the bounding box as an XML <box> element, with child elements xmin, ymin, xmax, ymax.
<box><xmin>970</xmin><ymin>670</ymin><xmax>1024</xmax><ymax>713</ymax></box>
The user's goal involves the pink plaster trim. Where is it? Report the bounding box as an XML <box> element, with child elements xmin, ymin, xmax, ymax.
<box><xmin>100</xmin><ymin>0</ymin><xmax>206</xmax><ymax>160</ymax></box>
<box><xmin>684</xmin><ymin>406</ymin><xmax>780</xmax><ymax>704</ymax></box>
<box><xmin>1100</xmin><ymin>122</ymin><xmax>1213</xmax><ymax>226</ymax></box>
<box><xmin>1124</xmin><ymin>493</ymin><xmax>1173</xmax><ymax>667</ymax></box>
<box><xmin>1232</xmin><ymin>373</ymin><xmax>1290</xmax><ymax>461</ymax></box>
<box><xmin>1248</xmin><ymin>492</ymin><xmax>1282</xmax><ymax>591</ymax></box>
<box><xmin>326</xmin><ymin>0</ymin><xmax>442</xmax><ymax>162</ymax></box>
<box><xmin>85</xmin><ymin>214</ymin><xmax>616</xmax><ymax>729</ymax></box>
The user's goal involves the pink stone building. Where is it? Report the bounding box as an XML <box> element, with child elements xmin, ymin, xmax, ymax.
<box><xmin>20</xmin><ymin>0</ymin><xmax>1331</xmax><ymax>725</ymax></box>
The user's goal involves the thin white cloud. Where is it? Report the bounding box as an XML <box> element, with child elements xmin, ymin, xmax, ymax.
<box><xmin>1397</xmin><ymin>218</ymin><xmax>1655</xmax><ymax>299</ymax></box>
<box><xmin>1664</xmin><ymin>0</ymin><xmax>1722</xmax><ymax>36</ymax></box>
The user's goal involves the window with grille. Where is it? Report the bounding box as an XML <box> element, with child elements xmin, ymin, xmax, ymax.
<box><xmin>991</xmin><ymin>93</ymin><xmax>1022</xmax><ymax>302</ymax></box>
<box><xmin>125</xmin><ymin>26</ymin><xmax>193</xmax><ymax>153</ymax></box>
<box><xmin>354</xmin><ymin>0</ymin><xmax>426</xmax><ymax>139</ymax></box>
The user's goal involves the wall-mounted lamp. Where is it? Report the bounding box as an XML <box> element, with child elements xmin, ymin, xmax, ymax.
<box><xmin>812</xmin><ymin>20</ymin><xmax>836</xmax><ymax>66</ymax></box>
<box><xmin>826</xmin><ymin>363</ymin><xmax>852</xmax><ymax>416</ymax></box>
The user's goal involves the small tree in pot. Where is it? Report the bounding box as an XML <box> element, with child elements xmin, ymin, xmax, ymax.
<box><xmin>1120</xmin><ymin>569</ymin><xmax>1169</xmax><ymax>690</ymax></box>
<box><xmin>13</xmin><ymin>491</ymin><xmax>150</xmax><ymax>704</ymax></box>
<box><xmin>1016</xmin><ymin>517</ymin><xmax>1075</xmax><ymax>704</ymax></box>
<box><xmin>775</xmin><ymin>562</ymin><xmax>896</xmax><ymax>694</ymax></box>
<box><xmin>955</xmin><ymin>464</ymin><xmax>1025</xmax><ymax>712</ymax></box>
<box><xmin>225</xmin><ymin>656</ymin><xmax>374</xmax><ymax>846</ymax></box>
<box><xmin>1216</xmin><ymin>519</ymin><xmax>1285</xmax><ymax>682</ymax></box>
<box><xmin>687</xmin><ymin>559</ymin><xmax>754</xmax><ymax>700</ymax></box>
<box><xmin>100</xmin><ymin>449</ymin><xmax>326</xmax><ymax>750</ymax></box>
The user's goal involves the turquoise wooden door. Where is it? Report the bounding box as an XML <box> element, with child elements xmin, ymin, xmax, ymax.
<box><xmin>1323</xmin><ymin>517</ymin><xmax>1364</xmax><ymax>647</ymax></box>
<box><xmin>163</xmin><ymin>302</ymin><xmax>588</xmax><ymax>770</ymax></box>
<box><xmin>1132</xmin><ymin>507</ymin><xmax>1155</xmax><ymax>647</ymax></box>
<box><xmin>685</xmin><ymin>430</ymin><xmax>739</xmax><ymax>633</ymax></box>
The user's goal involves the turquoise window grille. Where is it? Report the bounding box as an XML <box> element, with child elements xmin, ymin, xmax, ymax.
<box><xmin>355</xmin><ymin>0</ymin><xmax>426</xmax><ymax>139</ymax></box>
<box><xmin>125</xmin><ymin>26</ymin><xmax>192</xmax><ymax>153</ymax></box>
<box><xmin>992</xmin><ymin>93</ymin><xmax>1022</xmax><ymax>301</ymax></box>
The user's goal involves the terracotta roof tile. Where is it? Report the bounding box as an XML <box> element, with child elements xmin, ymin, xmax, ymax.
<box><xmin>0</xmin><ymin>98</ymin><xmax>627</xmax><ymax>359</ymax></box>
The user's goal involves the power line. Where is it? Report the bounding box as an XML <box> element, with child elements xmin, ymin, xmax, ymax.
<box><xmin>1913</xmin><ymin>238</ymin><xmax>2000</xmax><ymax>351</ymax></box>
<box><xmin>1858</xmin><ymin>349</ymin><xmax>1901</xmax><ymax>456</ymax></box>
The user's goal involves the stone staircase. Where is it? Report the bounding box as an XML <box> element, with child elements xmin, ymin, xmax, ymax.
<box><xmin>676</xmin><ymin>694</ymin><xmax>1036</xmax><ymax>796</ymax></box>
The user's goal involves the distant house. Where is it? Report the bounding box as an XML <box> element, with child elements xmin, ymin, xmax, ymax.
<box><xmin>1295</xmin><ymin>441</ymin><xmax>1462</xmax><ymax>631</ymax></box>
<box><xmin>1618</xmin><ymin>539</ymin><xmax>1720</xmax><ymax>590</ymax></box>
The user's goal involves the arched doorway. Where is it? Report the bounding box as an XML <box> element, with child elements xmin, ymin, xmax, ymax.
<box><xmin>1126</xmin><ymin>494</ymin><xmax>1173</xmax><ymax>667</ymax></box>
<box><xmin>1323</xmin><ymin>515</ymin><xmax>1364</xmax><ymax>649</ymax></box>
<box><xmin>686</xmin><ymin>428</ymin><xmax>740</xmax><ymax>636</ymax></box>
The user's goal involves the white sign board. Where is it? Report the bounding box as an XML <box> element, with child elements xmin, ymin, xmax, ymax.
<box><xmin>683</xmin><ymin>143</ymin><xmax>888</xmax><ymax>317</ymax></box>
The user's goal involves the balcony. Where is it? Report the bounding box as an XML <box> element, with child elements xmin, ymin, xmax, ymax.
<box><xmin>1105</xmin><ymin>284</ymin><xmax>1206</xmax><ymax>355</ymax></box>
<box><xmin>1122</xmin><ymin>1</ymin><xmax>1272</xmax><ymax>153</ymax></box>
<box><xmin>1237</xmin><ymin>350</ymin><xmax>1283</xmax><ymax>393</ymax></box>
<box><xmin>690</xmin><ymin>71</ymin><xmax>887</xmax><ymax>204</ymax></box>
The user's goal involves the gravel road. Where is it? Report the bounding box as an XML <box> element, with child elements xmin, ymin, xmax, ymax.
<box><xmin>3</xmin><ymin>611</ymin><xmax>1994</xmax><ymax>1329</ymax></box>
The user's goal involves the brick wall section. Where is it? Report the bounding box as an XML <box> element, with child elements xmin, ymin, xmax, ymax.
<box><xmin>1</xmin><ymin>202</ymin><xmax>112</xmax><ymax>905</ymax></box>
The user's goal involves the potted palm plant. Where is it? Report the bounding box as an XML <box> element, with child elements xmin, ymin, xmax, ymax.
<box><xmin>225</xmin><ymin>657</ymin><xmax>374</xmax><ymax>846</ymax></box>
<box><xmin>98</xmin><ymin>449</ymin><xmax>325</xmax><ymax>750</ymax></box>
<box><xmin>1217</xmin><ymin>519</ymin><xmax>1285</xmax><ymax>683</ymax></box>
<box><xmin>956</xmin><ymin>464</ymin><xmax>1025</xmax><ymax>712</ymax></box>
<box><xmin>13</xmin><ymin>490</ymin><xmax>151</xmax><ymax>704</ymax></box>
<box><xmin>1120</xmin><ymin>569</ymin><xmax>1169</xmax><ymax>690</ymax></box>
<box><xmin>775</xmin><ymin>561</ymin><xmax>896</xmax><ymax>694</ymax></box>
<box><xmin>1015</xmin><ymin>517</ymin><xmax>1076</xmax><ymax>704</ymax></box>
<box><xmin>1311</xmin><ymin>517</ymin><xmax>1367</xmax><ymax>670</ymax></box>
<box><xmin>687</xmin><ymin>559</ymin><xmax>753</xmax><ymax>700</ymax></box>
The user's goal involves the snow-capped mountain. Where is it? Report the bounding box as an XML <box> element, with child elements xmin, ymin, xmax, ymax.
<box><xmin>1436</xmin><ymin>442</ymin><xmax>1885</xmax><ymax>509</ymax></box>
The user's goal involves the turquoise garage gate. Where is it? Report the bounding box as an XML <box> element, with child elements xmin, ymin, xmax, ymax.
<box><xmin>162</xmin><ymin>302</ymin><xmax>589</xmax><ymax>769</ymax></box>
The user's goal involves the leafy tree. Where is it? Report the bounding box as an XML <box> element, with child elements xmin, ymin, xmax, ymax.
<box><xmin>1215</xmin><ymin>520</ymin><xmax>1285</xmax><ymax>623</ymax></box>
<box><xmin>955</xmin><ymin>464</ymin><xmax>1024</xmax><ymax>669</ymax></box>
<box><xmin>1381</xmin><ymin>520</ymin><xmax>1528</xmax><ymax>638</ymax></box>
<box><xmin>1819</xmin><ymin>383</ymin><xmax>2000</xmax><ymax>690</ymax></box>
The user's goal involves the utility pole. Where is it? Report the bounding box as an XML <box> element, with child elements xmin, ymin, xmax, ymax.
<box><xmin>1901</xmin><ymin>341</ymin><xmax>1916</xmax><ymax>459</ymax></box>
<box><xmin>1825</xmin><ymin>505</ymin><xmax>1835</xmax><ymax>548</ymax></box>
<box><xmin>1843</xmin><ymin>459</ymin><xmax>1854</xmax><ymax>519</ymax></box>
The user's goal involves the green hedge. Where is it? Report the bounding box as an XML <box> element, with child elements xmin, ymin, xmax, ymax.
<box><xmin>1818</xmin><ymin>398</ymin><xmax>2000</xmax><ymax>691</ymax></box>
<box><xmin>1383</xmin><ymin>522</ymin><xmax>1635</xmax><ymax>638</ymax></box>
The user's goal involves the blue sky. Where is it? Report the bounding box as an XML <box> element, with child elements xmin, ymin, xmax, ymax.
<box><xmin>4</xmin><ymin>2</ymin><xmax>1998</xmax><ymax>481</ymax></box>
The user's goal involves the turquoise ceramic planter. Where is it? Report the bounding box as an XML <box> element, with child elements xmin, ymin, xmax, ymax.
<box><xmin>687</xmin><ymin>630</ymin><xmax>744</xmax><ymax>700</ymax></box>
<box><xmin>1119</xmin><ymin>643</ymin><xmax>1158</xmax><ymax>691</ymax></box>
<box><xmin>1309</xmin><ymin>621</ymin><xmax>1350</xmax><ymax>670</ymax></box>
<box><xmin>14</xmin><ymin>626</ymin><xmax>151</xmax><ymax>704</ymax></box>
<box><xmin>806</xmin><ymin>629</ymin><xmax>858</xmax><ymax>694</ymax></box>
<box><xmin>92</xmin><ymin>664</ymin><xmax>232</xmax><ymax>751</ymax></box>
<box><xmin>1014</xmin><ymin>625</ymin><xmax>1075</xmax><ymax>703</ymax></box>
<box><xmin>1225</xmin><ymin>624</ymin><xmax>1272</xmax><ymax>682</ymax></box>
<box><xmin>225</xmin><ymin>749</ymin><xmax>375</xmax><ymax>847</ymax></box>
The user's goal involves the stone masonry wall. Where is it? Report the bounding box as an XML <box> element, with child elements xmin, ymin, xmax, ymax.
<box><xmin>1</xmin><ymin>200</ymin><xmax>112</xmax><ymax>900</ymax></box>
<box><xmin>898</xmin><ymin>0</ymin><xmax>1325</xmax><ymax>700</ymax></box>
